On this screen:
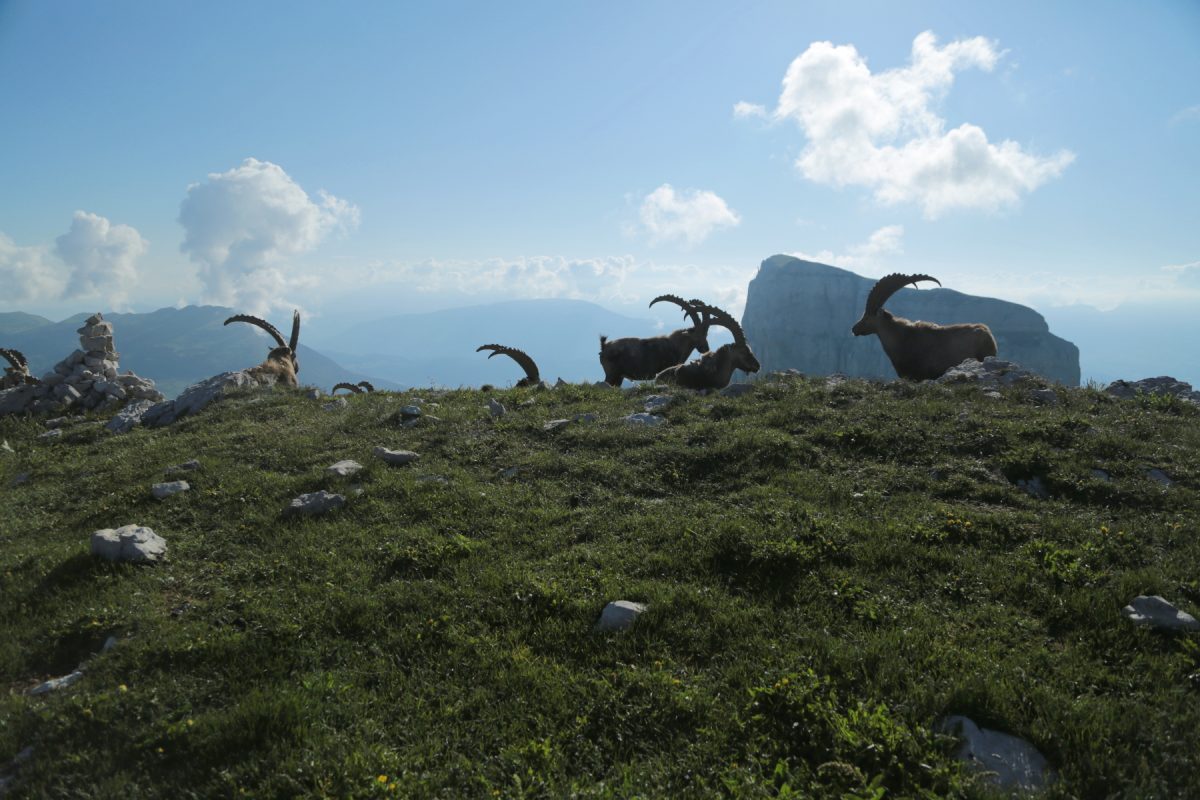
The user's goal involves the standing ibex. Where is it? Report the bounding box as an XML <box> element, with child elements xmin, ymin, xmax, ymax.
<box><xmin>599</xmin><ymin>295</ymin><xmax>714</xmax><ymax>386</ymax></box>
<box><xmin>655</xmin><ymin>303</ymin><xmax>760</xmax><ymax>389</ymax></box>
<box><xmin>852</xmin><ymin>274</ymin><xmax>997</xmax><ymax>381</ymax></box>
<box><xmin>476</xmin><ymin>344</ymin><xmax>541</xmax><ymax>388</ymax></box>
<box><xmin>1</xmin><ymin>348</ymin><xmax>38</xmax><ymax>389</ymax></box>
<box><xmin>223</xmin><ymin>311</ymin><xmax>301</xmax><ymax>387</ymax></box>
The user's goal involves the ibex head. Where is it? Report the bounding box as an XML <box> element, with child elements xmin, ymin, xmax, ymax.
<box><xmin>224</xmin><ymin>310</ymin><xmax>301</xmax><ymax>374</ymax></box>
<box><xmin>852</xmin><ymin>274</ymin><xmax>940</xmax><ymax>337</ymax></box>
<box><xmin>650</xmin><ymin>294</ymin><xmax>710</xmax><ymax>353</ymax></box>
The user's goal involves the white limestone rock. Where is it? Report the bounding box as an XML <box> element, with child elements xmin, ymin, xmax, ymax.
<box><xmin>285</xmin><ymin>490</ymin><xmax>346</xmax><ymax>516</ymax></box>
<box><xmin>623</xmin><ymin>412</ymin><xmax>666</xmax><ymax>427</ymax></box>
<box><xmin>1122</xmin><ymin>595</ymin><xmax>1200</xmax><ymax>632</ymax></box>
<box><xmin>374</xmin><ymin>447</ymin><xmax>419</xmax><ymax>466</ymax></box>
<box><xmin>595</xmin><ymin>601</ymin><xmax>648</xmax><ymax>632</ymax></box>
<box><xmin>938</xmin><ymin>715</ymin><xmax>1054</xmax><ymax>793</ymax></box>
<box><xmin>91</xmin><ymin>525</ymin><xmax>167</xmax><ymax>563</ymax></box>
<box><xmin>29</xmin><ymin>670</ymin><xmax>84</xmax><ymax>696</ymax></box>
<box><xmin>643</xmin><ymin>395</ymin><xmax>674</xmax><ymax>412</ymax></box>
<box><xmin>488</xmin><ymin>398</ymin><xmax>506</xmax><ymax>418</ymax></box>
<box><xmin>105</xmin><ymin>399</ymin><xmax>157</xmax><ymax>434</ymax></box>
<box><xmin>151</xmin><ymin>480</ymin><xmax>190</xmax><ymax>499</ymax></box>
<box><xmin>543</xmin><ymin>419</ymin><xmax>571</xmax><ymax>431</ymax></box>
<box><xmin>326</xmin><ymin>460</ymin><xmax>363</xmax><ymax>477</ymax></box>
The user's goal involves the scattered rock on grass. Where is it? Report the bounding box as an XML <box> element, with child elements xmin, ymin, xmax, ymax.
<box><xmin>1146</xmin><ymin>469</ymin><xmax>1173</xmax><ymax>487</ymax></box>
<box><xmin>305</xmin><ymin>388</ymin><xmax>322</xmax><ymax>400</ymax></box>
<box><xmin>544</xmin><ymin>419</ymin><xmax>571</xmax><ymax>431</ymax></box>
<box><xmin>322</xmin><ymin>397</ymin><xmax>348</xmax><ymax>412</ymax></box>
<box><xmin>151</xmin><ymin>481</ymin><xmax>189</xmax><ymax>499</ymax></box>
<box><xmin>643</xmin><ymin>395</ymin><xmax>673</xmax><ymax>412</ymax></box>
<box><xmin>326</xmin><ymin>460</ymin><xmax>363</xmax><ymax>477</ymax></box>
<box><xmin>488</xmin><ymin>398</ymin><xmax>506</xmax><ymax>418</ymax></box>
<box><xmin>938</xmin><ymin>715</ymin><xmax>1054</xmax><ymax>793</ymax></box>
<box><xmin>166</xmin><ymin>459</ymin><xmax>201</xmax><ymax>474</ymax></box>
<box><xmin>501</xmin><ymin>467</ymin><xmax>519</xmax><ymax>479</ymax></box>
<box><xmin>1015</xmin><ymin>476</ymin><xmax>1049</xmax><ymax>499</ymax></box>
<box><xmin>1122</xmin><ymin>595</ymin><xmax>1200</xmax><ymax>631</ymax></box>
<box><xmin>91</xmin><ymin>525</ymin><xmax>167</xmax><ymax>563</ymax></box>
<box><xmin>105</xmin><ymin>399</ymin><xmax>157</xmax><ymax>433</ymax></box>
<box><xmin>284</xmin><ymin>490</ymin><xmax>346</xmax><ymax>516</ymax></box>
<box><xmin>29</xmin><ymin>671</ymin><xmax>84</xmax><ymax>696</ymax></box>
<box><xmin>374</xmin><ymin>447</ymin><xmax>419</xmax><ymax>466</ymax></box>
<box><xmin>1030</xmin><ymin>388</ymin><xmax>1059</xmax><ymax>405</ymax></box>
<box><xmin>400</xmin><ymin>405</ymin><xmax>422</xmax><ymax>419</ymax></box>
<box><xmin>37</xmin><ymin>429</ymin><xmax>62</xmax><ymax>441</ymax></box>
<box><xmin>1091</xmin><ymin>468</ymin><xmax>1111</xmax><ymax>481</ymax></box>
<box><xmin>1105</xmin><ymin>376</ymin><xmax>1200</xmax><ymax>405</ymax></box>
<box><xmin>1</xmin><ymin>439</ymin><xmax>12</xmax><ymax>454</ymax></box>
<box><xmin>594</xmin><ymin>601</ymin><xmax>648</xmax><ymax>632</ymax></box>
<box><xmin>623</xmin><ymin>412</ymin><xmax>665</xmax><ymax>427</ymax></box>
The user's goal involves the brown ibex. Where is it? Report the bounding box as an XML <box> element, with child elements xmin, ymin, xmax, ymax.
<box><xmin>223</xmin><ymin>310</ymin><xmax>301</xmax><ymax>387</ymax></box>
<box><xmin>599</xmin><ymin>295</ymin><xmax>714</xmax><ymax>386</ymax></box>
<box><xmin>852</xmin><ymin>274</ymin><xmax>997</xmax><ymax>380</ymax></box>
<box><xmin>1</xmin><ymin>348</ymin><xmax>38</xmax><ymax>389</ymax></box>
<box><xmin>476</xmin><ymin>344</ymin><xmax>541</xmax><ymax>388</ymax></box>
<box><xmin>655</xmin><ymin>303</ymin><xmax>760</xmax><ymax>390</ymax></box>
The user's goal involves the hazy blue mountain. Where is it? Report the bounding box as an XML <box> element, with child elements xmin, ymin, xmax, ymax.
<box><xmin>1039</xmin><ymin>301</ymin><xmax>1199</xmax><ymax>387</ymax></box>
<box><xmin>0</xmin><ymin>306</ymin><xmax>394</xmax><ymax>398</ymax></box>
<box><xmin>314</xmin><ymin>299</ymin><xmax>662</xmax><ymax>387</ymax></box>
<box><xmin>0</xmin><ymin>311</ymin><xmax>55</xmax><ymax>335</ymax></box>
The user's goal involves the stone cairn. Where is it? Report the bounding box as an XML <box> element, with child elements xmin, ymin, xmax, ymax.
<box><xmin>0</xmin><ymin>313</ymin><xmax>163</xmax><ymax>417</ymax></box>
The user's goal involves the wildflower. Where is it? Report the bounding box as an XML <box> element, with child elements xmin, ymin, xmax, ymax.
<box><xmin>118</xmin><ymin>684</ymin><xmax>128</xmax><ymax>693</ymax></box>
<box><xmin>377</xmin><ymin>775</ymin><xmax>388</xmax><ymax>784</ymax></box>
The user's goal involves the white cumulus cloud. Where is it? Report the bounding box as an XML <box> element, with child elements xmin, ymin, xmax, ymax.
<box><xmin>178</xmin><ymin>158</ymin><xmax>359</xmax><ymax>314</ymax></box>
<box><xmin>793</xmin><ymin>225</ymin><xmax>905</xmax><ymax>274</ymax></box>
<box><xmin>55</xmin><ymin>211</ymin><xmax>147</xmax><ymax>304</ymax></box>
<box><xmin>638</xmin><ymin>184</ymin><xmax>741</xmax><ymax>246</ymax></box>
<box><xmin>0</xmin><ymin>233</ymin><xmax>64</xmax><ymax>304</ymax></box>
<box><xmin>743</xmin><ymin>31</ymin><xmax>1074</xmax><ymax>217</ymax></box>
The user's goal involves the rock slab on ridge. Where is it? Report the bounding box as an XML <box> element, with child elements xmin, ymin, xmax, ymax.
<box><xmin>91</xmin><ymin>525</ymin><xmax>167</xmax><ymax>563</ymax></box>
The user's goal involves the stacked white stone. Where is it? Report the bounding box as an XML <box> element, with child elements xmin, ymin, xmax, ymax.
<box><xmin>0</xmin><ymin>313</ymin><xmax>164</xmax><ymax>416</ymax></box>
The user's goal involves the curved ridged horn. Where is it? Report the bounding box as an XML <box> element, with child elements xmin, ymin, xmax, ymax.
<box><xmin>331</xmin><ymin>382</ymin><xmax>363</xmax><ymax>395</ymax></box>
<box><xmin>476</xmin><ymin>344</ymin><xmax>540</xmax><ymax>384</ymax></box>
<box><xmin>224</xmin><ymin>314</ymin><xmax>287</xmax><ymax>349</ymax></box>
<box><xmin>693</xmin><ymin>303</ymin><xmax>746</xmax><ymax>347</ymax></box>
<box><xmin>650</xmin><ymin>294</ymin><xmax>702</xmax><ymax>328</ymax></box>
<box><xmin>288</xmin><ymin>310</ymin><xmax>300</xmax><ymax>353</ymax></box>
<box><xmin>865</xmin><ymin>274</ymin><xmax>940</xmax><ymax>315</ymax></box>
<box><xmin>356</xmin><ymin>381</ymin><xmax>375</xmax><ymax>393</ymax></box>
<box><xmin>0</xmin><ymin>348</ymin><xmax>28</xmax><ymax>370</ymax></box>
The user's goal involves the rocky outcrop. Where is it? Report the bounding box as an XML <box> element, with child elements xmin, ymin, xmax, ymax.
<box><xmin>741</xmin><ymin>256</ymin><xmax>1080</xmax><ymax>385</ymax></box>
<box><xmin>0</xmin><ymin>314</ymin><xmax>163</xmax><ymax>416</ymax></box>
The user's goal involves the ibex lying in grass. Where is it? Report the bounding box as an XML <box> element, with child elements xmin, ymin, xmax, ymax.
<box><xmin>224</xmin><ymin>311</ymin><xmax>301</xmax><ymax>387</ymax></box>
<box><xmin>331</xmin><ymin>381</ymin><xmax>375</xmax><ymax>395</ymax></box>
<box><xmin>476</xmin><ymin>344</ymin><xmax>541</xmax><ymax>388</ymax></box>
<box><xmin>852</xmin><ymin>274</ymin><xmax>997</xmax><ymax>381</ymax></box>
<box><xmin>655</xmin><ymin>303</ymin><xmax>760</xmax><ymax>390</ymax></box>
<box><xmin>599</xmin><ymin>295</ymin><xmax>714</xmax><ymax>386</ymax></box>
<box><xmin>1</xmin><ymin>348</ymin><xmax>38</xmax><ymax>389</ymax></box>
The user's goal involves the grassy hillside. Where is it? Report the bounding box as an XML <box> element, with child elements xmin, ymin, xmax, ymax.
<box><xmin>1</xmin><ymin>377</ymin><xmax>1197</xmax><ymax>798</ymax></box>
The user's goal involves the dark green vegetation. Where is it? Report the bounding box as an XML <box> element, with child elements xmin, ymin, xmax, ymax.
<box><xmin>1</xmin><ymin>377</ymin><xmax>1198</xmax><ymax>798</ymax></box>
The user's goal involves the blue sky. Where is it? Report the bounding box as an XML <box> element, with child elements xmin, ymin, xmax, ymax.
<box><xmin>1</xmin><ymin>0</ymin><xmax>1198</xmax><ymax>324</ymax></box>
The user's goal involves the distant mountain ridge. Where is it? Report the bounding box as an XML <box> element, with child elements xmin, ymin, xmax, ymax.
<box><xmin>742</xmin><ymin>255</ymin><xmax>1081</xmax><ymax>385</ymax></box>
<box><xmin>318</xmin><ymin>299</ymin><xmax>662</xmax><ymax>387</ymax></box>
<box><xmin>0</xmin><ymin>306</ymin><xmax>392</xmax><ymax>398</ymax></box>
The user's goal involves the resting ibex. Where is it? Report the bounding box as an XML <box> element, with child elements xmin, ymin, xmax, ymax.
<box><xmin>599</xmin><ymin>295</ymin><xmax>714</xmax><ymax>386</ymax></box>
<box><xmin>1</xmin><ymin>348</ymin><xmax>38</xmax><ymax>389</ymax></box>
<box><xmin>655</xmin><ymin>303</ymin><xmax>760</xmax><ymax>390</ymax></box>
<box><xmin>852</xmin><ymin>274</ymin><xmax>997</xmax><ymax>381</ymax></box>
<box><xmin>476</xmin><ymin>344</ymin><xmax>541</xmax><ymax>388</ymax></box>
<box><xmin>331</xmin><ymin>381</ymin><xmax>375</xmax><ymax>395</ymax></box>
<box><xmin>224</xmin><ymin>310</ymin><xmax>301</xmax><ymax>387</ymax></box>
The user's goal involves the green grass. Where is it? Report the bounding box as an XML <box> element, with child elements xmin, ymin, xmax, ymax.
<box><xmin>1</xmin><ymin>377</ymin><xmax>1198</xmax><ymax>798</ymax></box>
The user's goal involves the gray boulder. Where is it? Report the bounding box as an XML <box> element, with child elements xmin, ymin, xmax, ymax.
<box><xmin>326</xmin><ymin>460</ymin><xmax>363</xmax><ymax>477</ymax></box>
<box><xmin>1122</xmin><ymin>595</ymin><xmax>1200</xmax><ymax>631</ymax></box>
<box><xmin>151</xmin><ymin>481</ymin><xmax>190</xmax><ymax>499</ymax></box>
<box><xmin>938</xmin><ymin>715</ymin><xmax>1054</xmax><ymax>792</ymax></box>
<box><xmin>284</xmin><ymin>490</ymin><xmax>346</xmax><ymax>516</ymax></box>
<box><xmin>374</xmin><ymin>447</ymin><xmax>419</xmax><ymax>466</ymax></box>
<box><xmin>91</xmin><ymin>525</ymin><xmax>167</xmax><ymax>563</ymax></box>
<box><xmin>595</xmin><ymin>601</ymin><xmax>648</xmax><ymax>632</ymax></box>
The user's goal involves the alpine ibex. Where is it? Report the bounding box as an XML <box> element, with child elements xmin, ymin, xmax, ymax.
<box><xmin>1</xmin><ymin>348</ymin><xmax>38</xmax><ymax>389</ymax></box>
<box><xmin>476</xmin><ymin>344</ymin><xmax>541</xmax><ymax>388</ymax></box>
<box><xmin>852</xmin><ymin>274</ymin><xmax>997</xmax><ymax>381</ymax></box>
<box><xmin>599</xmin><ymin>295</ymin><xmax>714</xmax><ymax>386</ymax></box>
<box><xmin>655</xmin><ymin>303</ymin><xmax>760</xmax><ymax>390</ymax></box>
<box><xmin>224</xmin><ymin>311</ymin><xmax>301</xmax><ymax>387</ymax></box>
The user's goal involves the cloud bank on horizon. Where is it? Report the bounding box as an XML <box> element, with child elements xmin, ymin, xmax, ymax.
<box><xmin>738</xmin><ymin>31</ymin><xmax>1076</xmax><ymax>217</ymax></box>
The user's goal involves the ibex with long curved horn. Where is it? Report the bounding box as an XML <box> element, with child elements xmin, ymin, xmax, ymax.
<box><xmin>599</xmin><ymin>295</ymin><xmax>714</xmax><ymax>386</ymax></box>
<box><xmin>655</xmin><ymin>303</ymin><xmax>760</xmax><ymax>390</ymax></box>
<box><xmin>1</xmin><ymin>348</ymin><xmax>39</xmax><ymax>389</ymax></box>
<box><xmin>476</xmin><ymin>344</ymin><xmax>541</xmax><ymax>388</ymax></box>
<box><xmin>331</xmin><ymin>381</ymin><xmax>375</xmax><ymax>395</ymax></box>
<box><xmin>223</xmin><ymin>310</ymin><xmax>301</xmax><ymax>387</ymax></box>
<box><xmin>852</xmin><ymin>274</ymin><xmax>997</xmax><ymax>381</ymax></box>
